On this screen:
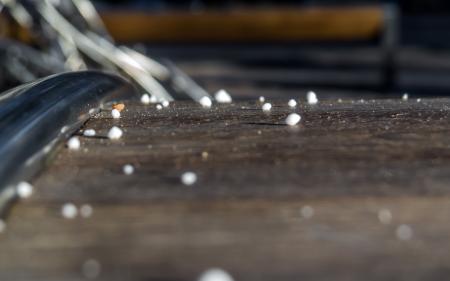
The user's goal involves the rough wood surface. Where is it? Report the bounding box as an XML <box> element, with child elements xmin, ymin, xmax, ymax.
<box><xmin>2</xmin><ymin>98</ymin><xmax>450</xmax><ymax>281</ymax></box>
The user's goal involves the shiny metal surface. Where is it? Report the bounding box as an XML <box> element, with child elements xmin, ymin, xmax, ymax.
<box><xmin>0</xmin><ymin>71</ymin><xmax>137</xmax><ymax>214</ymax></box>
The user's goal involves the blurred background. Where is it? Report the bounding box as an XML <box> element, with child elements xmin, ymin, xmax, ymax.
<box><xmin>2</xmin><ymin>0</ymin><xmax>450</xmax><ymax>100</ymax></box>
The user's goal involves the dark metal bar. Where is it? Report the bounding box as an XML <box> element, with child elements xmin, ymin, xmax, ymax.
<box><xmin>0</xmin><ymin>71</ymin><xmax>137</xmax><ymax>213</ymax></box>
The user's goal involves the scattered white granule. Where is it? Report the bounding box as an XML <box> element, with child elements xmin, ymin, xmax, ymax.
<box><xmin>300</xmin><ymin>205</ymin><xmax>314</xmax><ymax>219</ymax></box>
<box><xmin>402</xmin><ymin>93</ymin><xmax>409</xmax><ymax>101</ymax></box>
<box><xmin>202</xmin><ymin>151</ymin><xmax>209</xmax><ymax>159</ymax></box>
<box><xmin>396</xmin><ymin>224</ymin><xmax>413</xmax><ymax>240</ymax></box>
<box><xmin>162</xmin><ymin>100</ymin><xmax>170</xmax><ymax>107</ymax></box>
<box><xmin>0</xmin><ymin>219</ymin><xmax>5</xmax><ymax>233</ymax></box>
<box><xmin>150</xmin><ymin>95</ymin><xmax>158</xmax><ymax>103</ymax></box>
<box><xmin>378</xmin><ymin>209</ymin><xmax>392</xmax><ymax>225</ymax></box>
<box><xmin>262</xmin><ymin>103</ymin><xmax>272</xmax><ymax>112</ymax></box>
<box><xmin>200</xmin><ymin>96</ymin><xmax>212</xmax><ymax>108</ymax></box>
<box><xmin>288</xmin><ymin>99</ymin><xmax>297</xmax><ymax>108</ymax></box>
<box><xmin>80</xmin><ymin>204</ymin><xmax>93</xmax><ymax>218</ymax></box>
<box><xmin>111</xmin><ymin>109</ymin><xmax>121</xmax><ymax>119</ymax></box>
<box><xmin>259</xmin><ymin>96</ymin><xmax>265</xmax><ymax>103</ymax></box>
<box><xmin>83</xmin><ymin>129</ymin><xmax>96</xmax><ymax>137</ymax></box>
<box><xmin>197</xmin><ymin>268</ymin><xmax>234</xmax><ymax>281</ymax></box>
<box><xmin>82</xmin><ymin>259</ymin><xmax>101</xmax><ymax>280</ymax></box>
<box><xmin>337</xmin><ymin>98</ymin><xmax>343</xmax><ymax>103</ymax></box>
<box><xmin>16</xmin><ymin>181</ymin><xmax>33</xmax><ymax>198</ymax></box>
<box><xmin>285</xmin><ymin>113</ymin><xmax>301</xmax><ymax>126</ymax></box>
<box><xmin>417</xmin><ymin>98</ymin><xmax>421</xmax><ymax>102</ymax></box>
<box><xmin>67</xmin><ymin>136</ymin><xmax>81</xmax><ymax>150</ymax></box>
<box><xmin>123</xmin><ymin>164</ymin><xmax>134</xmax><ymax>175</ymax></box>
<box><xmin>107</xmin><ymin>126</ymin><xmax>123</xmax><ymax>140</ymax></box>
<box><xmin>181</xmin><ymin>171</ymin><xmax>197</xmax><ymax>186</ymax></box>
<box><xmin>307</xmin><ymin>91</ymin><xmax>318</xmax><ymax>104</ymax></box>
<box><xmin>156</xmin><ymin>104</ymin><xmax>163</xmax><ymax>110</ymax></box>
<box><xmin>61</xmin><ymin>203</ymin><xmax>78</xmax><ymax>219</ymax></box>
<box><xmin>215</xmin><ymin>89</ymin><xmax>232</xmax><ymax>103</ymax></box>
<box><xmin>140</xmin><ymin>94</ymin><xmax>151</xmax><ymax>104</ymax></box>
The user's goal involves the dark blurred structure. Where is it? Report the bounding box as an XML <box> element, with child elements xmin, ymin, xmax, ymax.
<box><xmin>3</xmin><ymin>0</ymin><xmax>450</xmax><ymax>98</ymax></box>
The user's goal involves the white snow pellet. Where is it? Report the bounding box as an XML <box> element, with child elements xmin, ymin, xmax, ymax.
<box><xmin>378</xmin><ymin>209</ymin><xmax>392</xmax><ymax>225</ymax></box>
<box><xmin>82</xmin><ymin>259</ymin><xmax>101</xmax><ymax>279</ymax></box>
<box><xmin>396</xmin><ymin>224</ymin><xmax>413</xmax><ymax>240</ymax></box>
<box><xmin>150</xmin><ymin>95</ymin><xmax>158</xmax><ymax>103</ymax></box>
<box><xmin>262</xmin><ymin>103</ymin><xmax>272</xmax><ymax>112</ymax></box>
<box><xmin>111</xmin><ymin>109</ymin><xmax>121</xmax><ymax>119</ymax></box>
<box><xmin>402</xmin><ymin>93</ymin><xmax>409</xmax><ymax>101</ymax></box>
<box><xmin>200</xmin><ymin>96</ymin><xmax>212</xmax><ymax>108</ymax></box>
<box><xmin>156</xmin><ymin>104</ymin><xmax>163</xmax><ymax>110</ymax></box>
<box><xmin>61</xmin><ymin>203</ymin><xmax>78</xmax><ymax>219</ymax></box>
<box><xmin>16</xmin><ymin>181</ymin><xmax>33</xmax><ymax>198</ymax></box>
<box><xmin>107</xmin><ymin>126</ymin><xmax>123</xmax><ymax>140</ymax></box>
<box><xmin>162</xmin><ymin>100</ymin><xmax>170</xmax><ymax>107</ymax></box>
<box><xmin>83</xmin><ymin>129</ymin><xmax>96</xmax><ymax>137</ymax></box>
<box><xmin>123</xmin><ymin>164</ymin><xmax>134</xmax><ymax>175</ymax></box>
<box><xmin>307</xmin><ymin>91</ymin><xmax>318</xmax><ymax>104</ymax></box>
<box><xmin>259</xmin><ymin>96</ymin><xmax>265</xmax><ymax>103</ymax></box>
<box><xmin>215</xmin><ymin>89</ymin><xmax>232</xmax><ymax>103</ymax></box>
<box><xmin>285</xmin><ymin>113</ymin><xmax>301</xmax><ymax>126</ymax></box>
<box><xmin>80</xmin><ymin>204</ymin><xmax>93</xmax><ymax>218</ymax></box>
<box><xmin>288</xmin><ymin>99</ymin><xmax>297</xmax><ymax>107</ymax></box>
<box><xmin>140</xmin><ymin>94</ymin><xmax>151</xmax><ymax>104</ymax></box>
<box><xmin>181</xmin><ymin>171</ymin><xmax>197</xmax><ymax>186</ymax></box>
<box><xmin>300</xmin><ymin>205</ymin><xmax>314</xmax><ymax>219</ymax></box>
<box><xmin>67</xmin><ymin>136</ymin><xmax>81</xmax><ymax>150</ymax></box>
<box><xmin>197</xmin><ymin>268</ymin><xmax>234</xmax><ymax>281</ymax></box>
<box><xmin>417</xmin><ymin>98</ymin><xmax>422</xmax><ymax>102</ymax></box>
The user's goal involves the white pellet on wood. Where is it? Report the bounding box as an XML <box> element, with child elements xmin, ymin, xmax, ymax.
<box><xmin>123</xmin><ymin>164</ymin><xmax>134</xmax><ymax>175</ymax></box>
<box><xmin>288</xmin><ymin>99</ymin><xmax>297</xmax><ymax>107</ymax></box>
<box><xmin>396</xmin><ymin>224</ymin><xmax>413</xmax><ymax>240</ymax></box>
<box><xmin>67</xmin><ymin>136</ymin><xmax>81</xmax><ymax>150</ymax></box>
<box><xmin>107</xmin><ymin>126</ymin><xmax>123</xmax><ymax>140</ymax></box>
<box><xmin>285</xmin><ymin>113</ymin><xmax>301</xmax><ymax>126</ymax></box>
<box><xmin>378</xmin><ymin>209</ymin><xmax>392</xmax><ymax>225</ymax></box>
<box><xmin>111</xmin><ymin>109</ymin><xmax>121</xmax><ymax>119</ymax></box>
<box><xmin>200</xmin><ymin>96</ymin><xmax>212</xmax><ymax>108</ymax></box>
<box><xmin>300</xmin><ymin>205</ymin><xmax>314</xmax><ymax>219</ymax></box>
<box><xmin>215</xmin><ymin>89</ymin><xmax>232</xmax><ymax>103</ymax></box>
<box><xmin>140</xmin><ymin>94</ymin><xmax>151</xmax><ymax>104</ymax></box>
<box><xmin>197</xmin><ymin>268</ymin><xmax>234</xmax><ymax>281</ymax></box>
<box><xmin>61</xmin><ymin>203</ymin><xmax>78</xmax><ymax>219</ymax></box>
<box><xmin>307</xmin><ymin>91</ymin><xmax>318</xmax><ymax>104</ymax></box>
<box><xmin>262</xmin><ymin>103</ymin><xmax>272</xmax><ymax>112</ymax></box>
<box><xmin>16</xmin><ymin>181</ymin><xmax>33</xmax><ymax>198</ymax></box>
<box><xmin>181</xmin><ymin>172</ymin><xmax>197</xmax><ymax>186</ymax></box>
<box><xmin>83</xmin><ymin>129</ymin><xmax>96</xmax><ymax>137</ymax></box>
<box><xmin>80</xmin><ymin>204</ymin><xmax>93</xmax><ymax>218</ymax></box>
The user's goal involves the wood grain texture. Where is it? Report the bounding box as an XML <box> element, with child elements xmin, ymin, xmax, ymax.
<box><xmin>3</xmin><ymin>98</ymin><xmax>450</xmax><ymax>280</ymax></box>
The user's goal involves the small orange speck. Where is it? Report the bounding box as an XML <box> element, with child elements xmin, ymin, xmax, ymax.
<box><xmin>112</xmin><ymin>103</ymin><xmax>125</xmax><ymax>112</ymax></box>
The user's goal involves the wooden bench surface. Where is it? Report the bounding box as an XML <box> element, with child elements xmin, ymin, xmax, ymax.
<box><xmin>2</xmin><ymin>98</ymin><xmax>450</xmax><ymax>280</ymax></box>
<box><xmin>101</xmin><ymin>7</ymin><xmax>384</xmax><ymax>42</ymax></box>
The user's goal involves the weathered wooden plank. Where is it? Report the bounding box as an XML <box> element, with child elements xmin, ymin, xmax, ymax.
<box><xmin>30</xmin><ymin>99</ymin><xmax>450</xmax><ymax>201</ymax></box>
<box><xmin>2</xmin><ymin>98</ymin><xmax>450</xmax><ymax>280</ymax></box>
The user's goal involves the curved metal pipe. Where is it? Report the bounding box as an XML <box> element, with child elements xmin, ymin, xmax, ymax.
<box><xmin>0</xmin><ymin>71</ymin><xmax>137</xmax><ymax>214</ymax></box>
